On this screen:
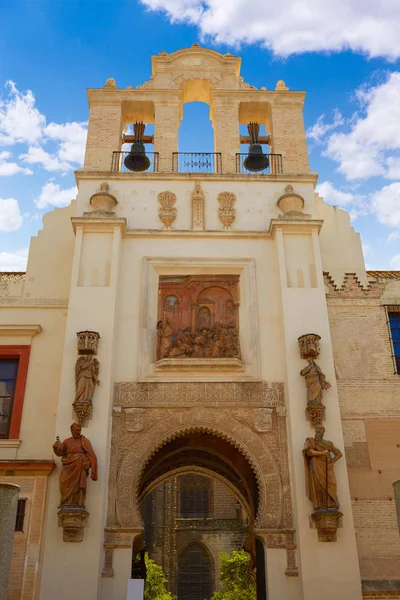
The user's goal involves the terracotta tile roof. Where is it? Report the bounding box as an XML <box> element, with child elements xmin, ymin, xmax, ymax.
<box><xmin>367</xmin><ymin>270</ymin><xmax>400</xmax><ymax>279</ymax></box>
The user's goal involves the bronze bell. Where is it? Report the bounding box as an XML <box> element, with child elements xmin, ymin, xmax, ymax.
<box><xmin>243</xmin><ymin>122</ymin><xmax>269</xmax><ymax>173</ymax></box>
<box><xmin>124</xmin><ymin>122</ymin><xmax>151</xmax><ymax>172</ymax></box>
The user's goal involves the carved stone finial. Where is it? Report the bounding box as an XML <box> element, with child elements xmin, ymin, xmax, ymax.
<box><xmin>89</xmin><ymin>184</ymin><xmax>117</xmax><ymax>214</ymax></box>
<box><xmin>303</xmin><ymin>425</ymin><xmax>343</xmax><ymax>541</ymax></box>
<box><xmin>53</xmin><ymin>423</ymin><xmax>98</xmax><ymax>542</ymax></box>
<box><xmin>192</xmin><ymin>42</ymin><xmax>200</xmax><ymax>47</ymax></box>
<box><xmin>192</xmin><ymin>182</ymin><xmax>205</xmax><ymax>230</ymax></box>
<box><xmin>275</xmin><ymin>80</ymin><xmax>289</xmax><ymax>91</ymax></box>
<box><xmin>104</xmin><ymin>78</ymin><xmax>116</xmax><ymax>88</ymax></box>
<box><xmin>218</xmin><ymin>192</ymin><xmax>236</xmax><ymax>230</ymax></box>
<box><xmin>277</xmin><ymin>186</ymin><xmax>304</xmax><ymax>216</ymax></box>
<box><xmin>158</xmin><ymin>191</ymin><xmax>177</xmax><ymax>229</ymax></box>
<box><xmin>77</xmin><ymin>331</ymin><xmax>100</xmax><ymax>355</ymax></box>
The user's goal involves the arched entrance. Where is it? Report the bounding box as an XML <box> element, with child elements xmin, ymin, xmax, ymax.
<box><xmin>136</xmin><ymin>431</ymin><xmax>262</xmax><ymax>598</ymax></box>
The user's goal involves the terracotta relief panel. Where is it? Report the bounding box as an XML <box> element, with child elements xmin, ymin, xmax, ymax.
<box><xmin>156</xmin><ymin>275</ymin><xmax>240</xmax><ymax>360</ymax></box>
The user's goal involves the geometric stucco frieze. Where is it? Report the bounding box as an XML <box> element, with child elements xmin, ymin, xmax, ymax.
<box><xmin>113</xmin><ymin>380</ymin><xmax>284</xmax><ymax>408</ymax></box>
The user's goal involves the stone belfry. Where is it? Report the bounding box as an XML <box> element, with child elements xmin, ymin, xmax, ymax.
<box><xmin>38</xmin><ymin>45</ymin><xmax>365</xmax><ymax>600</ymax></box>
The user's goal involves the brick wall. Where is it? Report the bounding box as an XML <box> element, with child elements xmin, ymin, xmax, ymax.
<box><xmin>327</xmin><ymin>284</ymin><xmax>400</xmax><ymax>583</ymax></box>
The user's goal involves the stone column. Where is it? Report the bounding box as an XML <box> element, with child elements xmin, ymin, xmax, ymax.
<box><xmin>269</xmin><ymin>97</ymin><xmax>310</xmax><ymax>175</ymax></box>
<box><xmin>0</xmin><ymin>482</ymin><xmax>20</xmax><ymax>599</ymax></box>
<box><xmin>393</xmin><ymin>480</ymin><xmax>400</xmax><ymax>534</ymax></box>
<box><xmin>212</xmin><ymin>97</ymin><xmax>240</xmax><ymax>173</ymax></box>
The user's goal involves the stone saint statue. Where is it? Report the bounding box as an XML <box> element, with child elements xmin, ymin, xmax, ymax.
<box><xmin>300</xmin><ymin>357</ymin><xmax>331</xmax><ymax>405</ymax></box>
<box><xmin>157</xmin><ymin>315</ymin><xmax>173</xmax><ymax>359</ymax></box>
<box><xmin>303</xmin><ymin>425</ymin><xmax>342</xmax><ymax>510</ymax></box>
<box><xmin>75</xmin><ymin>356</ymin><xmax>99</xmax><ymax>401</ymax></box>
<box><xmin>53</xmin><ymin>423</ymin><xmax>98</xmax><ymax>508</ymax></box>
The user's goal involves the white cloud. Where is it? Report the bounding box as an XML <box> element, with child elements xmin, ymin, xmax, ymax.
<box><xmin>0</xmin><ymin>80</ymin><xmax>45</xmax><ymax>145</ymax></box>
<box><xmin>35</xmin><ymin>182</ymin><xmax>77</xmax><ymax>209</ymax></box>
<box><xmin>370</xmin><ymin>182</ymin><xmax>400</xmax><ymax>229</ymax></box>
<box><xmin>0</xmin><ymin>197</ymin><xmax>23</xmax><ymax>231</ymax></box>
<box><xmin>0</xmin><ymin>150</ymin><xmax>32</xmax><ymax>176</ymax></box>
<box><xmin>45</xmin><ymin>122</ymin><xmax>87</xmax><ymax>165</ymax></box>
<box><xmin>388</xmin><ymin>231</ymin><xmax>400</xmax><ymax>242</ymax></box>
<box><xmin>0</xmin><ymin>247</ymin><xmax>28</xmax><ymax>271</ymax></box>
<box><xmin>307</xmin><ymin>110</ymin><xmax>344</xmax><ymax>143</ymax></box>
<box><xmin>316</xmin><ymin>181</ymin><xmax>362</xmax><ymax>207</ymax></box>
<box><xmin>391</xmin><ymin>254</ymin><xmax>400</xmax><ymax>269</ymax></box>
<box><xmin>325</xmin><ymin>72</ymin><xmax>400</xmax><ymax>180</ymax></box>
<box><xmin>0</xmin><ymin>81</ymin><xmax>87</xmax><ymax>174</ymax></box>
<box><xmin>20</xmin><ymin>146</ymin><xmax>71</xmax><ymax>173</ymax></box>
<box><xmin>141</xmin><ymin>0</ymin><xmax>400</xmax><ymax>59</ymax></box>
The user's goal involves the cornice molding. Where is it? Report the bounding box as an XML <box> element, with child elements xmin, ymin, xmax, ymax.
<box><xmin>0</xmin><ymin>324</ymin><xmax>42</xmax><ymax>337</ymax></box>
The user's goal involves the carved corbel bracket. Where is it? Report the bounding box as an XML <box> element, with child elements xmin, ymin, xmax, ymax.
<box><xmin>58</xmin><ymin>507</ymin><xmax>89</xmax><ymax>542</ymax></box>
<box><xmin>73</xmin><ymin>400</ymin><xmax>93</xmax><ymax>426</ymax></box>
<box><xmin>311</xmin><ymin>509</ymin><xmax>343</xmax><ymax>542</ymax></box>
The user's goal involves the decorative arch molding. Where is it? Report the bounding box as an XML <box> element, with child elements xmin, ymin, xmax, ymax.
<box><xmin>115</xmin><ymin>408</ymin><xmax>285</xmax><ymax>530</ymax></box>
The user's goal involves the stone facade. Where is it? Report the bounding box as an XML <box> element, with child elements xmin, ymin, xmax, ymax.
<box><xmin>0</xmin><ymin>45</ymin><xmax>399</xmax><ymax>600</ymax></box>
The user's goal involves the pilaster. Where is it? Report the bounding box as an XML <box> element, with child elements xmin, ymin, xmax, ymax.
<box><xmin>39</xmin><ymin>217</ymin><xmax>124</xmax><ymax>600</ymax></box>
<box><xmin>270</xmin><ymin>98</ymin><xmax>310</xmax><ymax>174</ymax></box>
<box><xmin>154</xmin><ymin>99</ymin><xmax>180</xmax><ymax>173</ymax></box>
<box><xmin>272</xmin><ymin>219</ymin><xmax>363</xmax><ymax>600</ymax></box>
<box><xmin>84</xmin><ymin>102</ymin><xmax>124</xmax><ymax>171</ymax></box>
<box><xmin>212</xmin><ymin>97</ymin><xmax>240</xmax><ymax>173</ymax></box>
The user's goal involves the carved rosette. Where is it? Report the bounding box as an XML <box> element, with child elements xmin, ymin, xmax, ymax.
<box><xmin>311</xmin><ymin>509</ymin><xmax>342</xmax><ymax>542</ymax></box>
<box><xmin>58</xmin><ymin>507</ymin><xmax>89</xmax><ymax>542</ymax></box>
<box><xmin>158</xmin><ymin>191</ymin><xmax>177</xmax><ymax>229</ymax></box>
<box><xmin>77</xmin><ymin>331</ymin><xmax>100</xmax><ymax>355</ymax></box>
<box><xmin>218</xmin><ymin>192</ymin><xmax>236</xmax><ymax>230</ymax></box>
<box><xmin>298</xmin><ymin>333</ymin><xmax>321</xmax><ymax>359</ymax></box>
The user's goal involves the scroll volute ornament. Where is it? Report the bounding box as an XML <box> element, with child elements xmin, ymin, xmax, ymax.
<box><xmin>73</xmin><ymin>331</ymin><xmax>100</xmax><ymax>425</ymax></box>
<box><xmin>298</xmin><ymin>333</ymin><xmax>331</xmax><ymax>427</ymax></box>
<box><xmin>218</xmin><ymin>192</ymin><xmax>236</xmax><ymax>230</ymax></box>
<box><xmin>158</xmin><ymin>191</ymin><xmax>177</xmax><ymax>229</ymax></box>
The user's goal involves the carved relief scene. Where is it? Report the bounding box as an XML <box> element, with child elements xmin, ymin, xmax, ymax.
<box><xmin>156</xmin><ymin>275</ymin><xmax>241</xmax><ymax>360</ymax></box>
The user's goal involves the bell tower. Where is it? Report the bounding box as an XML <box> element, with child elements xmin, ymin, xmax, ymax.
<box><xmin>38</xmin><ymin>45</ymin><xmax>365</xmax><ymax>600</ymax></box>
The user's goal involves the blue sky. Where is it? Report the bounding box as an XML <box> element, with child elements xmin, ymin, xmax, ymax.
<box><xmin>1</xmin><ymin>0</ymin><xmax>400</xmax><ymax>271</ymax></box>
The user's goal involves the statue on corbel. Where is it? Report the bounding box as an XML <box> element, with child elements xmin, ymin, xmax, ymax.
<box><xmin>73</xmin><ymin>331</ymin><xmax>100</xmax><ymax>425</ymax></box>
<box><xmin>298</xmin><ymin>333</ymin><xmax>331</xmax><ymax>427</ymax></box>
<box><xmin>53</xmin><ymin>422</ymin><xmax>98</xmax><ymax>542</ymax></box>
<box><xmin>303</xmin><ymin>425</ymin><xmax>343</xmax><ymax>542</ymax></box>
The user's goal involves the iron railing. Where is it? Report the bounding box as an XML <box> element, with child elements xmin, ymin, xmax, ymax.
<box><xmin>236</xmin><ymin>153</ymin><xmax>283</xmax><ymax>175</ymax></box>
<box><xmin>111</xmin><ymin>151</ymin><xmax>159</xmax><ymax>173</ymax></box>
<box><xmin>172</xmin><ymin>152</ymin><xmax>222</xmax><ymax>174</ymax></box>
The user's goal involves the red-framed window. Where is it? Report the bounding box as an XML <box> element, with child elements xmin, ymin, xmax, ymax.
<box><xmin>0</xmin><ymin>346</ymin><xmax>30</xmax><ymax>439</ymax></box>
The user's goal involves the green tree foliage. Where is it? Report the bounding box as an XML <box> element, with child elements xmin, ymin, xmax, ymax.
<box><xmin>144</xmin><ymin>553</ymin><xmax>176</xmax><ymax>600</ymax></box>
<box><xmin>211</xmin><ymin>550</ymin><xmax>256</xmax><ymax>600</ymax></box>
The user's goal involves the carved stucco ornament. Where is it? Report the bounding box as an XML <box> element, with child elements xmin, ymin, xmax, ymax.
<box><xmin>298</xmin><ymin>333</ymin><xmax>331</xmax><ymax>427</ymax></box>
<box><xmin>192</xmin><ymin>182</ymin><xmax>205</xmax><ymax>230</ymax></box>
<box><xmin>158</xmin><ymin>191</ymin><xmax>177</xmax><ymax>229</ymax></box>
<box><xmin>218</xmin><ymin>192</ymin><xmax>236</xmax><ymax>229</ymax></box>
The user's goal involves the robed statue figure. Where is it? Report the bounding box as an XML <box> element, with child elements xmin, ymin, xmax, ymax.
<box><xmin>300</xmin><ymin>357</ymin><xmax>331</xmax><ymax>405</ymax></box>
<box><xmin>53</xmin><ymin>423</ymin><xmax>98</xmax><ymax>508</ymax></box>
<box><xmin>303</xmin><ymin>425</ymin><xmax>342</xmax><ymax>510</ymax></box>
